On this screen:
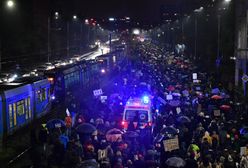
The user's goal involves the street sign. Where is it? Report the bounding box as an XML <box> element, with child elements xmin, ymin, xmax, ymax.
<box><xmin>242</xmin><ymin>74</ymin><xmax>248</xmax><ymax>83</ymax></box>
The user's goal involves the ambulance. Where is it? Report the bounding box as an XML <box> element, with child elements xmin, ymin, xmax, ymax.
<box><xmin>122</xmin><ymin>96</ymin><xmax>153</xmax><ymax>130</ymax></box>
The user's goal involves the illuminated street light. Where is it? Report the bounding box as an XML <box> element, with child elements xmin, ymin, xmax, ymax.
<box><xmin>55</xmin><ymin>12</ymin><xmax>59</xmax><ymax>16</ymax></box>
<box><xmin>225</xmin><ymin>0</ymin><xmax>231</xmax><ymax>2</ymax></box>
<box><xmin>85</xmin><ymin>19</ymin><xmax>89</xmax><ymax>24</ymax></box>
<box><xmin>6</xmin><ymin>0</ymin><xmax>14</xmax><ymax>8</ymax></box>
<box><xmin>73</xmin><ymin>15</ymin><xmax>77</xmax><ymax>19</ymax></box>
<box><xmin>109</xmin><ymin>17</ymin><xmax>115</xmax><ymax>21</ymax></box>
<box><xmin>133</xmin><ymin>29</ymin><xmax>140</xmax><ymax>35</ymax></box>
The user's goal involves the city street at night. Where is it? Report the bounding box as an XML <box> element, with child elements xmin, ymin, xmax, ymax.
<box><xmin>1</xmin><ymin>0</ymin><xmax>248</xmax><ymax>168</ymax></box>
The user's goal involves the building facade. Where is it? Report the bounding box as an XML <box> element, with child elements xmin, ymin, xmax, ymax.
<box><xmin>235</xmin><ymin>0</ymin><xmax>248</xmax><ymax>96</ymax></box>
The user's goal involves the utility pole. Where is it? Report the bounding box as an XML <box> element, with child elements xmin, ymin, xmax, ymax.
<box><xmin>0</xmin><ymin>39</ymin><xmax>2</xmax><ymax>73</ymax></box>
<box><xmin>47</xmin><ymin>17</ymin><xmax>51</xmax><ymax>63</ymax></box>
<box><xmin>217</xmin><ymin>15</ymin><xmax>221</xmax><ymax>61</ymax></box>
<box><xmin>80</xmin><ymin>23</ymin><xmax>83</xmax><ymax>54</ymax></box>
<box><xmin>67</xmin><ymin>21</ymin><xmax>69</xmax><ymax>57</ymax></box>
<box><xmin>109</xmin><ymin>33</ymin><xmax>112</xmax><ymax>52</ymax></box>
<box><xmin>194</xmin><ymin>17</ymin><xmax>197</xmax><ymax>60</ymax></box>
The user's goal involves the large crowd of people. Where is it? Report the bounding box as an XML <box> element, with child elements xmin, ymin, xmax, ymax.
<box><xmin>30</xmin><ymin>41</ymin><xmax>248</xmax><ymax>168</ymax></box>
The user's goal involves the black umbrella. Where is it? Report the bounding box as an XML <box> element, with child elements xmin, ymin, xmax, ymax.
<box><xmin>166</xmin><ymin>157</ymin><xmax>186</xmax><ymax>167</ymax></box>
<box><xmin>160</xmin><ymin>126</ymin><xmax>178</xmax><ymax>135</ymax></box>
<box><xmin>46</xmin><ymin>119</ymin><xmax>65</xmax><ymax>130</ymax></box>
<box><xmin>79</xmin><ymin>159</ymin><xmax>99</xmax><ymax>168</ymax></box>
<box><xmin>76</xmin><ymin>123</ymin><xmax>96</xmax><ymax>134</ymax></box>
<box><xmin>123</xmin><ymin>131</ymin><xmax>139</xmax><ymax>138</ymax></box>
<box><xmin>177</xmin><ymin>116</ymin><xmax>191</xmax><ymax>124</ymax></box>
<box><xmin>106</xmin><ymin>128</ymin><xmax>123</xmax><ymax>135</ymax></box>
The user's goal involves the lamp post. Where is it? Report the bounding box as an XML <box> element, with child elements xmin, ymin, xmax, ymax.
<box><xmin>67</xmin><ymin>21</ymin><xmax>69</xmax><ymax>57</ymax></box>
<box><xmin>6</xmin><ymin>0</ymin><xmax>14</xmax><ymax>8</ymax></box>
<box><xmin>194</xmin><ymin>16</ymin><xmax>197</xmax><ymax>60</ymax></box>
<box><xmin>47</xmin><ymin>17</ymin><xmax>51</xmax><ymax>63</ymax></box>
<box><xmin>193</xmin><ymin>7</ymin><xmax>204</xmax><ymax>60</ymax></box>
<box><xmin>1</xmin><ymin>0</ymin><xmax>15</xmax><ymax>73</ymax></box>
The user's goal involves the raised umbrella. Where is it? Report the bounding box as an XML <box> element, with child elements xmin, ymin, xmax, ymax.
<box><xmin>79</xmin><ymin>159</ymin><xmax>99</xmax><ymax>168</ymax></box>
<box><xmin>169</xmin><ymin>100</ymin><xmax>181</xmax><ymax>107</ymax></box>
<box><xmin>46</xmin><ymin>119</ymin><xmax>65</xmax><ymax>130</ymax></box>
<box><xmin>172</xmin><ymin>92</ymin><xmax>181</xmax><ymax>97</ymax></box>
<box><xmin>167</xmin><ymin>85</ymin><xmax>175</xmax><ymax>91</ymax></box>
<box><xmin>177</xmin><ymin>116</ymin><xmax>191</xmax><ymax>124</ymax></box>
<box><xmin>76</xmin><ymin>123</ymin><xmax>96</xmax><ymax>134</ymax></box>
<box><xmin>220</xmin><ymin>105</ymin><xmax>231</xmax><ymax>111</ymax></box>
<box><xmin>123</xmin><ymin>131</ymin><xmax>139</xmax><ymax>138</ymax></box>
<box><xmin>166</xmin><ymin>157</ymin><xmax>186</xmax><ymax>168</ymax></box>
<box><xmin>211</xmin><ymin>95</ymin><xmax>222</xmax><ymax>100</ymax></box>
<box><xmin>211</xmin><ymin>88</ymin><xmax>220</xmax><ymax>94</ymax></box>
<box><xmin>106</xmin><ymin>128</ymin><xmax>123</xmax><ymax>142</ymax></box>
<box><xmin>160</xmin><ymin>126</ymin><xmax>178</xmax><ymax>135</ymax></box>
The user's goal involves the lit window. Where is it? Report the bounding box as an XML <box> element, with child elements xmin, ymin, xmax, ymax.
<box><xmin>9</xmin><ymin>104</ymin><xmax>13</xmax><ymax>128</ymax></box>
<box><xmin>17</xmin><ymin>100</ymin><xmax>25</xmax><ymax>115</ymax></box>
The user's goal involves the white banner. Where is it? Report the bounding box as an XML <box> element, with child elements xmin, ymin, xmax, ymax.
<box><xmin>93</xmin><ymin>89</ymin><xmax>103</xmax><ymax>96</ymax></box>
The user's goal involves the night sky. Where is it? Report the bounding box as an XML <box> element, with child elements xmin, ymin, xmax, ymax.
<box><xmin>55</xmin><ymin>0</ymin><xmax>162</xmax><ymax>23</ymax></box>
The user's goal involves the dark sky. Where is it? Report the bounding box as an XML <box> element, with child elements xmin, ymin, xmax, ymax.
<box><xmin>52</xmin><ymin>0</ymin><xmax>185</xmax><ymax>23</ymax></box>
<box><xmin>68</xmin><ymin>0</ymin><xmax>206</xmax><ymax>23</ymax></box>
<box><xmin>75</xmin><ymin>0</ymin><xmax>161</xmax><ymax>19</ymax></box>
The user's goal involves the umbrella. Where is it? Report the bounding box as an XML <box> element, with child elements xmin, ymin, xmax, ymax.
<box><xmin>220</xmin><ymin>105</ymin><xmax>231</xmax><ymax>111</ymax></box>
<box><xmin>106</xmin><ymin>128</ymin><xmax>123</xmax><ymax>135</ymax></box>
<box><xmin>177</xmin><ymin>116</ymin><xmax>191</xmax><ymax>123</ymax></box>
<box><xmin>79</xmin><ymin>159</ymin><xmax>99</xmax><ymax>168</ymax></box>
<box><xmin>123</xmin><ymin>131</ymin><xmax>139</xmax><ymax>138</ymax></box>
<box><xmin>167</xmin><ymin>85</ymin><xmax>175</xmax><ymax>91</ymax></box>
<box><xmin>160</xmin><ymin>126</ymin><xmax>178</xmax><ymax>135</ymax></box>
<box><xmin>182</xmin><ymin>90</ymin><xmax>189</xmax><ymax>97</ymax></box>
<box><xmin>76</xmin><ymin>123</ymin><xmax>96</xmax><ymax>134</ymax></box>
<box><xmin>240</xmin><ymin>127</ymin><xmax>248</xmax><ymax>139</ymax></box>
<box><xmin>169</xmin><ymin>100</ymin><xmax>181</xmax><ymax>107</ymax></box>
<box><xmin>211</xmin><ymin>95</ymin><xmax>222</xmax><ymax>100</ymax></box>
<box><xmin>211</xmin><ymin>88</ymin><xmax>220</xmax><ymax>94</ymax></box>
<box><xmin>172</xmin><ymin>93</ymin><xmax>181</xmax><ymax>97</ymax></box>
<box><xmin>106</xmin><ymin>128</ymin><xmax>123</xmax><ymax>142</ymax></box>
<box><xmin>46</xmin><ymin>119</ymin><xmax>65</xmax><ymax>130</ymax></box>
<box><xmin>166</xmin><ymin>157</ymin><xmax>186</xmax><ymax>167</ymax></box>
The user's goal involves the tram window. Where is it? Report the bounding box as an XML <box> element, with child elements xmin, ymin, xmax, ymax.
<box><xmin>37</xmin><ymin>88</ymin><xmax>47</xmax><ymax>102</ymax></box>
<box><xmin>17</xmin><ymin>100</ymin><xmax>25</xmax><ymax>115</ymax></box>
<box><xmin>25</xmin><ymin>99</ymin><xmax>28</xmax><ymax>119</ymax></box>
<box><xmin>41</xmin><ymin>88</ymin><xmax>47</xmax><ymax>101</ymax></box>
<box><xmin>9</xmin><ymin>104</ymin><xmax>13</xmax><ymax>128</ymax></box>
<box><xmin>13</xmin><ymin>103</ymin><xmax>17</xmax><ymax>126</ymax></box>
<box><xmin>28</xmin><ymin>97</ymin><xmax>31</xmax><ymax>118</ymax></box>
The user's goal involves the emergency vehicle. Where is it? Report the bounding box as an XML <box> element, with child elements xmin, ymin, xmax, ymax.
<box><xmin>122</xmin><ymin>96</ymin><xmax>153</xmax><ymax>130</ymax></box>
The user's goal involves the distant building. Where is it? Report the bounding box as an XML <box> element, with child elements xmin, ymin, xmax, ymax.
<box><xmin>234</xmin><ymin>0</ymin><xmax>248</xmax><ymax>95</ymax></box>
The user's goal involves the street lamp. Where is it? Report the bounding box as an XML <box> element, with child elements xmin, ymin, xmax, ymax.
<box><xmin>193</xmin><ymin>7</ymin><xmax>204</xmax><ymax>60</ymax></box>
<box><xmin>6</xmin><ymin>0</ymin><xmax>14</xmax><ymax>8</ymax></box>
<box><xmin>224</xmin><ymin>0</ymin><xmax>231</xmax><ymax>3</ymax></box>
<box><xmin>73</xmin><ymin>15</ymin><xmax>77</xmax><ymax>20</ymax></box>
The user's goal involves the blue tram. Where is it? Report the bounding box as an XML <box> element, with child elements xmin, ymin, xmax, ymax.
<box><xmin>0</xmin><ymin>77</ymin><xmax>51</xmax><ymax>140</ymax></box>
<box><xmin>0</xmin><ymin>50</ymin><xmax>124</xmax><ymax>143</ymax></box>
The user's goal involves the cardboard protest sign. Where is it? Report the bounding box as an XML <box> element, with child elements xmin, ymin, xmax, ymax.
<box><xmin>163</xmin><ymin>136</ymin><xmax>179</xmax><ymax>152</ymax></box>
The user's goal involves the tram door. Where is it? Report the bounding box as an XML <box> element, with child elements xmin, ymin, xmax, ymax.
<box><xmin>8</xmin><ymin>103</ymin><xmax>17</xmax><ymax>129</ymax></box>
